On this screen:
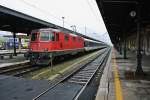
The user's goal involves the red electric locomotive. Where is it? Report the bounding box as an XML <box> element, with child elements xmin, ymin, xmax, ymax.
<box><xmin>29</xmin><ymin>28</ymin><xmax>84</xmax><ymax>65</ymax></box>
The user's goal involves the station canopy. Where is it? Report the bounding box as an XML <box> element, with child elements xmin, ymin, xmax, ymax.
<box><xmin>96</xmin><ymin>0</ymin><xmax>150</xmax><ymax>44</ymax></box>
<box><xmin>0</xmin><ymin>5</ymin><xmax>54</xmax><ymax>33</ymax></box>
<box><xmin>0</xmin><ymin>5</ymin><xmax>102</xmax><ymax>42</ymax></box>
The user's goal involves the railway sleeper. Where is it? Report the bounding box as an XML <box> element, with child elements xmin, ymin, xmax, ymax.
<box><xmin>82</xmin><ymin>67</ymin><xmax>99</xmax><ymax>70</ymax></box>
<box><xmin>77</xmin><ymin>71</ymin><xmax>95</xmax><ymax>75</ymax></box>
<box><xmin>72</xmin><ymin>76</ymin><xmax>91</xmax><ymax>79</ymax></box>
<box><xmin>75</xmin><ymin>73</ymin><xmax>93</xmax><ymax>76</ymax></box>
<box><xmin>74</xmin><ymin>73</ymin><xmax>92</xmax><ymax>76</ymax></box>
<box><xmin>75</xmin><ymin>76</ymin><xmax>91</xmax><ymax>80</ymax></box>
<box><xmin>70</xmin><ymin>78</ymin><xmax>89</xmax><ymax>82</ymax></box>
<box><xmin>70</xmin><ymin>77</ymin><xmax>90</xmax><ymax>80</ymax></box>
<box><xmin>67</xmin><ymin>80</ymin><xmax>87</xmax><ymax>85</ymax></box>
<box><xmin>80</xmin><ymin>69</ymin><xmax>95</xmax><ymax>71</ymax></box>
<box><xmin>81</xmin><ymin>69</ymin><xmax>97</xmax><ymax>72</ymax></box>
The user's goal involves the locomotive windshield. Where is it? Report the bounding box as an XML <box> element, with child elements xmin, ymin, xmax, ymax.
<box><xmin>31</xmin><ymin>33</ymin><xmax>37</xmax><ymax>41</ymax></box>
<box><xmin>40</xmin><ymin>31</ymin><xmax>54</xmax><ymax>41</ymax></box>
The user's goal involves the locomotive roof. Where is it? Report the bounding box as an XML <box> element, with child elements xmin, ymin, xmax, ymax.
<box><xmin>31</xmin><ymin>28</ymin><xmax>61</xmax><ymax>33</ymax></box>
<box><xmin>31</xmin><ymin>28</ymin><xmax>103</xmax><ymax>44</ymax></box>
<box><xmin>68</xmin><ymin>33</ymin><xmax>78</xmax><ymax>37</ymax></box>
<box><xmin>31</xmin><ymin>28</ymin><xmax>80</xmax><ymax>37</ymax></box>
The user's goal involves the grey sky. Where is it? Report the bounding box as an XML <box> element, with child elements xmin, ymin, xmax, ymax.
<box><xmin>22</xmin><ymin>0</ymin><xmax>107</xmax><ymax>33</ymax></box>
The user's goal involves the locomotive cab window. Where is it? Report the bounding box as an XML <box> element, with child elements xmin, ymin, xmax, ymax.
<box><xmin>31</xmin><ymin>33</ymin><xmax>37</xmax><ymax>41</ymax></box>
<box><xmin>40</xmin><ymin>32</ymin><xmax>54</xmax><ymax>41</ymax></box>
<box><xmin>40</xmin><ymin>32</ymin><xmax>49</xmax><ymax>41</ymax></box>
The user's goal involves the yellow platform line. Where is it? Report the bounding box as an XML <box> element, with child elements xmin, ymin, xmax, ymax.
<box><xmin>113</xmin><ymin>50</ymin><xmax>123</xmax><ymax>100</ymax></box>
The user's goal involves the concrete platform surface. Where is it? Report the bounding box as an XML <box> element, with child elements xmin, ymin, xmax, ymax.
<box><xmin>0</xmin><ymin>54</ymin><xmax>29</xmax><ymax>68</ymax></box>
<box><xmin>96</xmin><ymin>49</ymin><xmax>150</xmax><ymax>100</ymax></box>
<box><xmin>0</xmin><ymin>49</ymin><xmax>28</xmax><ymax>54</ymax></box>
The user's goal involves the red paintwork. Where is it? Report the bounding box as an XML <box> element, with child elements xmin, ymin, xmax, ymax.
<box><xmin>29</xmin><ymin>28</ymin><xmax>84</xmax><ymax>52</ymax></box>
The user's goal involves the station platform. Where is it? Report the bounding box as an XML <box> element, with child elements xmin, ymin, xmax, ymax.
<box><xmin>0</xmin><ymin>54</ymin><xmax>29</xmax><ymax>68</ymax></box>
<box><xmin>96</xmin><ymin>49</ymin><xmax>150</xmax><ymax>100</ymax></box>
<box><xmin>0</xmin><ymin>49</ymin><xmax>27</xmax><ymax>54</ymax></box>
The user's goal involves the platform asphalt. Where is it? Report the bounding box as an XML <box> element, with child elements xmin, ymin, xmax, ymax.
<box><xmin>0</xmin><ymin>54</ymin><xmax>29</xmax><ymax>68</ymax></box>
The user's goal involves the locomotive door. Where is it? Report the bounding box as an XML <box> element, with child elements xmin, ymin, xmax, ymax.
<box><xmin>54</xmin><ymin>32</ymin><xmax>60</xmax><ymax>50</ymax></box>
<box><xmin>64</xmin><ymin>34</ymin><xmax>69</xmax><ymax>49</ymax></box>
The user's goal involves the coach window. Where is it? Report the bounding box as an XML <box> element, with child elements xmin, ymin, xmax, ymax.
<box><xmin>56</xmin><ymin>33</ymin><xmax>59</xmax><ymax>41</ymax></box>
<box><xmin>31</xmin><ymin>33</ymin><xmax>37</xmax><ymax>41</ymax></box>
<box><xmin>73</xmin><ymin>37</ymin><xmax>76</xmax><ymax>42</ymax></box>
<box><xmin>65</xmin><ymin>35</ymin><xmax>69</xmax><ymax>41</ymax></box>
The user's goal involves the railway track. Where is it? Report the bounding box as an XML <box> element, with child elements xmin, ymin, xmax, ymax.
<box><xmin>0</xmin><ymin>49</ymin><xmax>104</xmax><ymax>77</ymax></box>
<box><xmin>32</xmin><ymin>48</ymin><xmax>110</xmax><ymax>100</ymax></box>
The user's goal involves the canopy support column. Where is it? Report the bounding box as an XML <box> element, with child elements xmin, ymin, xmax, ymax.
<box><xmin>123</xmin><ymin>33</ymin><xmax>127</xmax><ymax>59</ymax></box>
<box><xmin>13</xmin><ymin>32</ymin><xmax>17</xmax><ymax>56</ymax></box>
<box><xmin>136</xmin><ymin>5</ymin><xmax>144</xmax><ymax>75</ymax></box>
<box><xmin>18</xmin><ymin>38</ymin><xmax>21</xmax><ymax>51</ymax></box>
<box><xmin>119</xmin><ymin>42</ymin><xmax>122</xmax><ymax>55</ymax></box>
